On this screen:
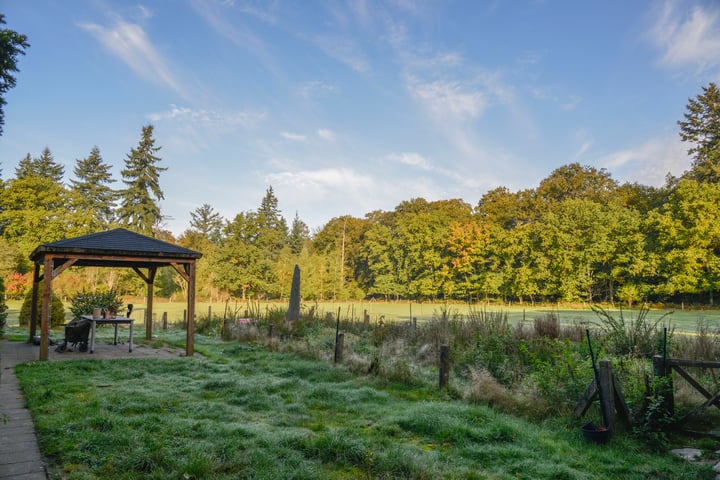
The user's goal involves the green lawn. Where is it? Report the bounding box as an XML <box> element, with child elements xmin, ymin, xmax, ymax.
<box><xmin>14</xmin><ymin>334</ymin><xmax>716</xmax><ymax>479</ymax></box>
<box><xmin>7</xmin><ymin>298</ymin><xmax>720</xmax><ymax>332</ymax></box>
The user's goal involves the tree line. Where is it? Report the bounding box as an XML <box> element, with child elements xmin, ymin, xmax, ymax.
<box><xmin>1</xmin><ymin>83</ymin><xmax>719</xmax><ymax>306</ymax></box>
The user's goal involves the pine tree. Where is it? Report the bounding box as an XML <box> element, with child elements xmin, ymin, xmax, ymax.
<box><xmin>288</xmin><ymin>211</ymin><xmax>309</xmax><ymax>255</ymax></box>
<box><xmin>0</xmin><ymin>14</ymin><xmax>29</xmax><ymax>136</ymax></box>
<box><xmin>679</xmin><ymin>82</ymin><xmax>720</xmax><ymax>183</ymax></box>
<box><xmin>70</xmin><ymin>146</ymin><xmax>116</xmax><ymax>227</ymax></box>
<box><xmin>116</xmin><ymin>125</ymin><xmax>167</xmax><ymax>235</ymax></box>
<box><xmin>189</xmin><ymin>203</ymin><xmax>224</xmax><ymax>242</ymax></box>
<box><xmin>15</xmin><ymin>148</ymin><xmax>64</xmax><ymax>181</ymax></box>
<box><xmin>256</xmin><ymin>186</ymin><xmax>288</xmax><ymax>250</ymax></box>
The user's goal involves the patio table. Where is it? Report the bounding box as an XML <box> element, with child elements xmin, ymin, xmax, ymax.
<box><xmin>81</xmin><ymin>315</ymin><xmax>134</xmax><ymax>354</ymax></box>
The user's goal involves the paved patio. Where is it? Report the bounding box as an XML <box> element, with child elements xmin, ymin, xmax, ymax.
<box><xmin>0</xmin><ymin>338</ymin><xmax>188</xmax><ymax>479</ymax></box>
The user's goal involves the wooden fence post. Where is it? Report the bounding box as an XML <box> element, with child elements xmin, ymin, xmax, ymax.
<box><xmin>334</xmin><ymin>333</ymin><xmax>344</xmax><ymax>363</ymax></box>
<box><xmin>439</xmin><ymin>345</ymin><xmax>450</xmax><ymax>389</ymax></box>
<box><xmin>162</xmin><ymin>312</ymin><xmax>168</xmax><ymax>330</ymax></box>
<box><xmin>599</xmin><ymin>359</ymin><xmax>616</xmax><ymax>432</ymax></box>
<box><xmin>652</xmin><ymin>355</ymin><xmax>675</xmax><ymax>416</ymax></box>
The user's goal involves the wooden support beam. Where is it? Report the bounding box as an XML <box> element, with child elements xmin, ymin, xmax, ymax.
<box><xmin>574</xmin><ymin>379</ymin><xmax>598</xmax><ymax>418</ymax></box>
<box><xmin>132</xmin><ymin>267</ymin><xmax>150</xmax><ymax>283</ymax></box>
<box><xmin>170</xmin><ymin>262</ymin><xmax>189</xmax><ymax>282</ymax></box>
<box><xmin>185</xmin><ymin>261</ymin><xmax>196</xmax><ymax>356</ymax></box>
<box><xmin>673</xmin><ymin>366</ymin><xmax>720</xmax><ymax>412</ymax></box>
<box><xmin>29</xmin><ymin>263</ymin><xmax>41</xmax><ymax>341</ymax></box>
<box><xmin>612</xmin><ymin>374</ymin><xmax>632</xmax><ymax>428</ymax></box>
<box><xmin>146</xmin><ymin>267</ymin><xmax>157</xmax><ymax>341</ymax></box>
<box><xmin>39</xmin><ymin>255</ymin><xmax>53</xmax><ymax>361</ymax></box>
<box><xmin>52</xmin><ymin>258</ymin><xmax>77</xmax><ymax>279</ymax></box>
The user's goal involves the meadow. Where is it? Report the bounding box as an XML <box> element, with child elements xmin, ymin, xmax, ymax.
<box><xmin>7</xmin><ymin>300</ymin><xmax>720</xmax><ymax>478</ymax></box>
<box><xmin>13</xmin><ymin>332</ymin><xmax>717</xmax><ymax>479</ymax></box>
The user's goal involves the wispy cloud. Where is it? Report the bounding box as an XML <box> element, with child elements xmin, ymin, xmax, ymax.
<box><xmin>190</xmin><ymin>0</ymin><xmax>282</xmax><ymax>76</ymax></box>
<box><xmin>311</xmin><ymin>34</ymin><xmax>371</xmax><ymax>73</ymax></box>
<box><xmin>80</xmin><ymin>17</ymin><xmax>184</xmax><ymax>96</ymax></box>
<box><xmin>281</xmin><ymin>132</ymin><xmax>307</xmax><ymax>142</ymax></box>
<box><xmin>598</xmin><ymin>134</ymin><xmax>689</xmax><ymax>186</ymax></box>
<box><xmin>148</xmin><ymin>104</ymin><xmax>266</xmax><ymax>128</ymax></box>
<box><xmin>317</xmin><ymin>129</ymin><xmax>335</xmax><ymax>141</ymax></box>
<box><xmin>386</xmin><ymin>152</ymin><xmax>432</xmax><ymax>170</ymax></box>
<box><xmin>298</xmin><ymin>81</ymin><xmax>339</xmax><ymax>99</ymax></box>
<box><xmin>406</xmin><ymin>76</ymin><xmax>486</xmax><ymax>121</ymax></box>
<box><xmin>648</xmin><ymin>1</ymin><xmax>720</xmax><ymax>74</ymax></box>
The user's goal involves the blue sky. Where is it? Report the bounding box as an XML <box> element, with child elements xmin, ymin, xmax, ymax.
<box><xmin>1</xmin><ymin>1</ymin><xmax>719</xmax><ymax>236</ymax></box>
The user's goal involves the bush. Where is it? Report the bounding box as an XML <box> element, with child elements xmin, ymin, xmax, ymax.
<box><xmin>18</xmin><ymin>289</ymin><xmax>66</xmax><ymax>328</ymax></box>
<box><xmin>69</xmin><ymin>290</ymin><xmax>124</xmax><ymax>318</ymax></box>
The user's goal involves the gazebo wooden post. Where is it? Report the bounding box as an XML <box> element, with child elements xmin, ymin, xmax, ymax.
<box><xmin>146</xmin><ymin>267</ymin><xmax>157</xmax><ymax>340</ymax></box>
<box><xmin>186</xmin><ymin>261</ymin><xmax>196</xmax><ymax>356</ymax></box>
<box><xmin>29</xmin><ymin>262</ymin><xmax>41</xmax><ymax>342</ymax></box>
<box><xmin>39</xmin><ymin>255</ymin><xmax>53</xmax><ymax>361</ymax></box>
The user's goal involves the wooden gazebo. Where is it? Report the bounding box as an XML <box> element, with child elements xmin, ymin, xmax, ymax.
<box><xmin>29</xmin><ymin>228</ymin><xmax>203</xmax><ymax>360</ymax></box>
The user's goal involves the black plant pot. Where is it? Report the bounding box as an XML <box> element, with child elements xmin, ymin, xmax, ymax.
<box><xmin>581</xmin><ymin>421</ymin><xmax>610</xmax><ymax>444</ymax></box>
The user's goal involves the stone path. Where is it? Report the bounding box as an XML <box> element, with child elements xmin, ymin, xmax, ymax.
<box><xmin>0</xmin><ymin>341</ymin><xmax>48</xmax><ymax>480</ymax></box>
<box><xmin>0</xmin><ymin>338</ymin><xmax>186</xmax><ymax>479</ymax></box>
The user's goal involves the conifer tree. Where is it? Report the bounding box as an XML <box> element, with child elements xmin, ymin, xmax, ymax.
<box><xmin>0</xmin><ymin>14</ymin><xmax>29</xmax><ymax>136</ymax></box>
<box><xmin>679</xmin><ymin>82</ymin><xmax>720</xmax><ymax>183</ymax></box>
<box><xmin>15</xmin><ymin>148</ymin><xmax>64</xmax><ymax>181</ymax></box>
<box><xmin>70</xmin><ymin>146</ymin><xmax>116</xmax><ymax>227</ymax></box>
<box><xmin>288</xmin><ymin>211</ymin><xmax>309</xmax><ymax>255</ymax></box>
<box><xmin>116</xmin><ymin>125</ymin><xmax>167</xmax><ymax>235</ymax></box>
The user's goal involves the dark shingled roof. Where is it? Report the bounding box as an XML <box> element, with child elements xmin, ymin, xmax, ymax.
<box><xmin>30</xmin><ymin>228</ymin><xmax>202</xmax><ymax>268</ymax></box>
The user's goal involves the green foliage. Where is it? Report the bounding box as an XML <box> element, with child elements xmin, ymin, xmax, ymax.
<box><xmin>0</xmin><ymin>276</ymin><xmax>8</xmax><ymax>337</ymax></box>
<box><xmin>18</xmin><ymin>289</ymin><xmax>65</xmax><ymax>327</ymax></box>
<box><xmin>116</xmin><ymin>124</ymin><xmax>166</xmax><ymax>235</ymax></box>
<box><xmin>679</xmin><ymin>82</ymin><xmax>720</xmax><ymax>183</ymax></box>
<box><xmin>592</xmin><ymin>304</ymin><xmax>672</xmax><ymax>357</ymax></box>
<box><xmin>69</xmin><ymin>146</ymin><xmax>116</xmax><ymax>229</ymax></box>
<box><xmin>0</xmin><ymin>13</ymin><xmax>29</xmax><ymax>136</ymax></box>
<box><xmin>69</xmin><ymin>290</ymin><xmax>124</xmax><ymax>318</ymax></box>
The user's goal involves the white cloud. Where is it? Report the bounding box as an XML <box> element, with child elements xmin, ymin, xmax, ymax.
<box><xmin>649</xmin><ymin>1</ymin><xmax>720</xmax><ymax>74</ymax></box>
<box><xmin>597</xmin><ymin>135</ymin><xmax>690</xmax><ymax>186</ymax></box>
<box><xmin>190</xmin><ymin>0</ymin><xmax>282</xmax><ymax>76</ymax></box>
<box><xmin>281</xmin><ymin>132</ymin><xmax>307</xmax><ymax>141</ymax></box>
<box><xmin>386</xmin><ymin>152</ymin><xmax>432</xmax><ymax>170</ymax></box>
<box><xmin>407</xmin><ymin>77</ymin><xmax>486</xmax><ymax>121</ymax></box>
<box><xmin>298</xmin><ymin>81</ymin><xmax>339</xmax><ymax>99</ymax></box>
<box><xmin>80</xmin><ymin>18</ymin><xmax>184</xmax><ymax>95</ymax></box>
<box><xmin>312</xmin><ymin>34</ymin><xmax>371</xmax><ymax>73</ymax></box>
<box><xmin>148</xmin><ymin>105</ymin><xmax>266</xmax><ymax>128</ymax></box>
<box><xmin>317</xmin><ymin>129</ymin><xmax>336</xmax><ymax>141</ymax></box>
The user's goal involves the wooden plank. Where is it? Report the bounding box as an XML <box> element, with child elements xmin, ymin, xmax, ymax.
<box><xmin>599</xmin><ymin>359</ymin><xmax>616</xmax><ymax>431</ymax></box>
<box><xmin>170</xmin><ymin>262</ymin><xmax>189</xmax><ymax>282</ymax></box>
<box><xmin>673</xmin><ymin>366</ymin><xmax>720</xmax><ymax>411</ymax></box>
<box><xmin>51</xmin><ymin>258</ymin><xmax>77</xmax><ymax>279</ymax></box>
<box><xmin>574</xmin><ymin>379</ymin><xmax>598</xmax><ymax>418</ymax></box>
<box><xmin>667</xmin><ymin>358</ymin><xmax>720</xmax><ymax>369</ymax></box>
<box><xmin>612</xmin><ymin>374</ymin><xmax>632</xmax><ymax>427</ymax></box>
<box><xmin>132</xmin><ymin>267</ymin><xmax>150</xmax><ymax>283</ymax></box>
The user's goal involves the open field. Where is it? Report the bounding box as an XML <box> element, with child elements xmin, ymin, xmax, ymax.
<box><xmin>6</xmin><ymin>299</ymin><xmax>720</xmax><ymax>333</ymax></box>
<box><xmin>13</xmin><ymin>333</ymin><xmax>717</xmax><ymax>479</ymax></box>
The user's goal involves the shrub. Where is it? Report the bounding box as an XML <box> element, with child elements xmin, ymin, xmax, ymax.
<box><xmin>18</xmin><ymin>289</ymin><xmax>66</xmax><ymax>328</ymax></box>
<box><xmin>591</xmin><ymin>304</ymin><xmax>672</xmax><ymax>357</ymax></box>
<box><xmin>69</xmin><ymin>290</ymin><xmax>124</xmax><ymax>318</ymax></box>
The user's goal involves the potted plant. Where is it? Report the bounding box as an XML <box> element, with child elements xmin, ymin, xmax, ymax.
<box><xmin>70</xmin><ymin>290</ymin><xmax>124</xmax><ymax>319</ymax></box>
